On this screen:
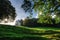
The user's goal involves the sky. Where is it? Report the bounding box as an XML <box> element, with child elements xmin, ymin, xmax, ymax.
<box><xmin>9</xmin><ymin>0</ymin><xmax>37</xmax><ymax>20</ymax></box>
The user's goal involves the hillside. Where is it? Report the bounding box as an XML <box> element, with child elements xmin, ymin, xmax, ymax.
<box><xmin>0</xmin><ymin>25</ymin><xmax>60</xmax><ymax>40</ymax></box>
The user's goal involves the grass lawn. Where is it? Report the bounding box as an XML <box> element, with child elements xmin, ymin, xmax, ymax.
<box><xmin>0</xmin><ymin>25</ymin><xmax>60</xmax><ymax>40</ymax></box>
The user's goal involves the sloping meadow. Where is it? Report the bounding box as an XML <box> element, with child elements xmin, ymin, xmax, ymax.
<box><xmin>0</xmin><ymin>25</ymin><xmax>60</xmax><ymax>40</ymax></box>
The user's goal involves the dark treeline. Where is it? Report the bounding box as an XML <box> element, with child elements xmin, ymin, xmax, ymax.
<box><xmin>15</xmin><ymin>18</ymin><xmax>60</xmax><ymax>28</ymax></box>
<box><xmin>23</xmin><ymin>22</ymin><xmax>60</xmax><ymax>28</ymax></box>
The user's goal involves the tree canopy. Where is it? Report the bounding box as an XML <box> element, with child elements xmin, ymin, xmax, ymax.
<box><xmin>21</xmin><ymin>0</ymin><xmax>60</xmax><ymax>24</ymax></box>
<box><xmin>21</xmin><ymin>0</ymin><xmax>33</xmax><ymax>18</ymax></box>
<box><xmin>0</xmin><ymin>0</ymin><xmax>16</xmax><ymax>23</ymax></box>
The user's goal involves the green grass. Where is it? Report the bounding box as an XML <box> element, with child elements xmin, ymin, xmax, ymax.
<box><xmin>0</xmin><ymin>25</ymin><xmax>60</xmax><ymax>40</ymax></box>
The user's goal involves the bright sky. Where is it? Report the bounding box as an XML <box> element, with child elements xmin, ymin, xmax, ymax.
<box><xmin>7</xmin><ymin>0</ymin><xmax>37</xmax><ymax>25</ymax></box>
<box><xmin>9</xmin><ymin>0</ymin><xmax>28</xmax><ymax>20</ymax></box>
<box><xmin>9</xmin><ymin>0</ymin><xmax>37</xmax><ymax>20</ymax></box>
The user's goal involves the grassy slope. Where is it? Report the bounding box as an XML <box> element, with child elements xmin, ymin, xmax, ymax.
<box><xmin>0</xmin><ymin>25</ymin><xmax>60</xmax><ymax>40</ymax></box>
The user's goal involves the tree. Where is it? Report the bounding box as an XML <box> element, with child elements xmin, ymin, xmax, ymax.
<box><xmin>20</xmin><ymin>19</ymin><xmax>23</xmax><ymax>26</ymax></box>
<box><xmin>15</xmin><ymin>20</ymin><xmax>21</xmax><ymax>26</ymax></box>
<box><xmin>15</xmin><ymin>19</ymin><xmax>23</xmax><ymax>26</ymax></box>
<box><xmin>0</xmin><ymin>0</ymin><xmax>16</xmax><ymax>23</ymax></box>
<box><xmin>21</xmin><ymin>0</ymin><xmax>60</xmax><ymax>24</ymax></box>
<box><xmin>21</xmin><ymin>0</ymin><xmax>33</xmax><ymax>18</ymax></box>
<box><xmin>23</xmin><ymin>17</ymin><xmax>29</xmax><ymax>26</ymax></box>
<box><xmin>33</xmin><ymin>0</ymin><xmax>60</xmax><ymax>24</ymax></box>
<box><xmin>23</xmin><ymin>17</ymin><xmax>38</xmax><ymax>26</ymax></box>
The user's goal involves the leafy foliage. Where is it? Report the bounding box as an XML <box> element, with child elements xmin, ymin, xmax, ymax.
<box><xmin>21</xmin><ymin>0</ymin><xmax>60</xmax><ymax>24</ymax></box>
<box><xmin>0</xmin><ymin>0</ymin><xmax>16</xmax><ymax>22</ymax></box>
<box><xmin>38</xmin><ymin>15</ymin><xmax>53</xmax><ymax>24</ymax></box>
<box><xmin>21</xmin><ymin>0</ymin><xmax>33</xmax><ymax>18</ymax></box>
<box><xmin>33</xmin><ymin>0</ymin><xmax>60</xmax><ymax>24</ymax></box>
<box><xmin>15</xmin><ymin>19</ymin><xmax>23</xmax><ymax>26</ymax></box>
<box><xmin>20</xmin><ymin>18</ymin><xmax>38</xmax><ymax>26</ymax></box>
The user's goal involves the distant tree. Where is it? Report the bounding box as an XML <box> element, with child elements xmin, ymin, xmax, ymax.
<box><xmin>23</xmin><ymin>17</ymin><xmax>38</xmax><ymax>26</ymax></box>
<box><xmin>23</xmin><ymin>17</ymin><xmax>29</xmax><ymax>26</ymax></box>
<box><xmin>0</xmin><ymin>0</ymin><xmax>16</xmax><ymax>22</ymax></box>
<box><xmin>15</xmin><ymin>19</ymin><xmax>23</xmax><ymax>26</ymax></box>
<box><xmin>15</xmin><ymin>20</ymin><xmax>21</xmax><ymax>26</ymax></box>
<box><xmin>20</xmin><ymin>19</ymin><xmax>23</xmax><ymax>26</ymax></box>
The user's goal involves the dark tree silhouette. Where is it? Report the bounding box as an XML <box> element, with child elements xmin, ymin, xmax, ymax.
<box><xmin>0</xmin><ymin>0</ymin><xmax>16</xmax><ymax>22</ymax></box>
<box><xmin>21</xmin><ymin>0</ymin><xmax>33</xmax><ymax>18</ymax></box>
<box><xmin>20</xmin><ymin>19</ymin><xmax>23</xmax><ymax>26</ymax></box>
<box><xmin>21</xmin><ymin>0</ymin><xmax>32</xmax><ymax>12</ymax></box>
<box><xmin>15</xmin><ymin>19</ymin><xmax>23</xmax><ymax>26</ymax></box>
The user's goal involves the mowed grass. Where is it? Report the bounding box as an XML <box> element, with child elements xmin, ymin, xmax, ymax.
<box><xmin>0</xmin><ymin>25</ymin><xmax>60</xmax><ymax>40</ymax></box>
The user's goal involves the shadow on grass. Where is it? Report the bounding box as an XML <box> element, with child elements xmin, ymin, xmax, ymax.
<box><xmin>0</xmin><ymin>37</ymin><xmax>50</xmax><ymax>40</ymax></box>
